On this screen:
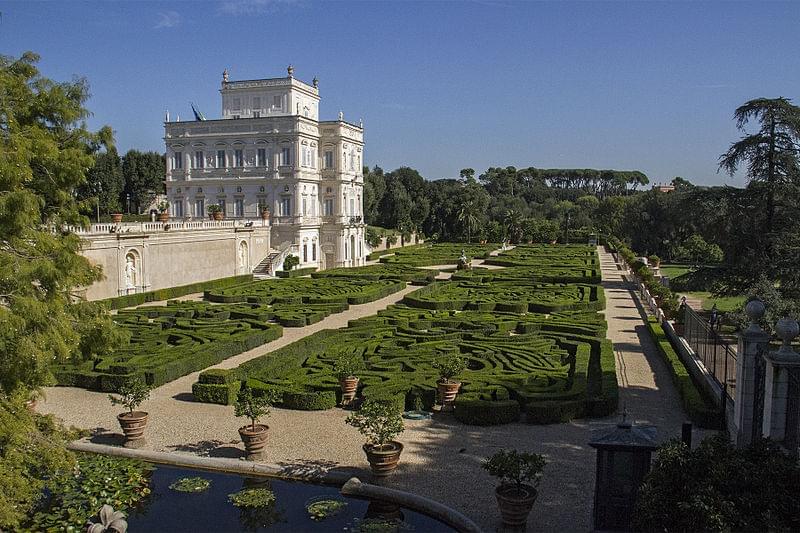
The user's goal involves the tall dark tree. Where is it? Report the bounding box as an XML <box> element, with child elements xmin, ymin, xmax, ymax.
<box><xmin>85</xmin><ymin>147</ymin><xmax>124</xmax><ymax>215</ymax></box>
<box><xmin>719</xmin><ymin>97</ymin><xmax>800</xmax><ymax>237</ymax></box>
<box><xmin>379</xmin><ymin>180</ymin><xmax>413</xmax><ymax>230</ymax></box>
<box><xmin>122</xmin><ymin>150</ymin><xmax>165</xmax><ymax>213</ymax></box>
<box><xmin>363</xmin><ymin>165</ymin><xmax>386</xmax><ymax>225</ymax></box>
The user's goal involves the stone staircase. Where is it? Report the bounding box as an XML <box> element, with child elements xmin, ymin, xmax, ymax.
<box><xmin>253</xmin><ymin>250</ymin><xmax>283</xmax><ymax>277</ymax></box>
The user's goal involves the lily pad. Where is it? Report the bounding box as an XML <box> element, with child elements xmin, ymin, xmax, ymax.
<box><xmin>228</xmin><ymin>487</ymin><xmax>276</xmax><ymax>508</ymax></box>
<box><xmin>305</xmin><ymin>496</ymin><xmax>348</xmax><ymax>521</ymax></box>
<box><xmin>169</xmin><ymin>476</ymin><xmax>211</xmax><ymax>493</ymax></box>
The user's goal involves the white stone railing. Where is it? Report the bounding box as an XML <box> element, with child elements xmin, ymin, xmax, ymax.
<box><xmin>67</xmin><ymin>218</ymin><xmax>269</xmax><ymax>235</ymax></box>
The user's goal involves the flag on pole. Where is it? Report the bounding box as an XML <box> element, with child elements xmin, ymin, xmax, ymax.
<box><xmin>190</xmin><ymin>102</ymin><xmax>206</xmax><ymax>121</ymax></box>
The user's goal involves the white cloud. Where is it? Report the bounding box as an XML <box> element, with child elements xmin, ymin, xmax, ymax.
<box><xmin>218</xmin><ymin>0</ymin><xmax>302</xmax><ymax>16</ymax></box>
<box><xmin>154</xmin><ymin>11</ymin><xmax>181</xmax><ymax>29</ymax></box>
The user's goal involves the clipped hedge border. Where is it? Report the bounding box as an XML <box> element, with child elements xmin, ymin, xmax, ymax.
<box><xmin>454</xmin><ymin>398</ymin><xmax>521</xmax><ymax>425</ymax></box>
<box><xmin>100</xmin><ymin>274</ymin><xmax>253</xmax><ymax>310</ymax></box>
<box><xmin>645</xmin><ymin>318</ymin><xmax>722</xmax><ymax>429</ymax></box>
<box><xmin>276</xmin><ymin>267</ymin><xmax>317</xmax><ymax>278</ymax></box>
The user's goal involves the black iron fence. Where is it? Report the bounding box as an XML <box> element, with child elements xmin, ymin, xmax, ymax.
<box><xmin>683</xmin><ymin>305</ymin><xmax>737</xmax><ymax>407</ymax></box>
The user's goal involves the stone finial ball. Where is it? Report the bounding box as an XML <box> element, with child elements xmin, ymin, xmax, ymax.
<box><xmin>775</xmin><ymin>317</ymin><xmax>800</xmax><ymax>343</ymax></box>
<box><xmin>745</xmin><ymin>299</ymin><xmax>766</xmax><ymax>322</ymax></box>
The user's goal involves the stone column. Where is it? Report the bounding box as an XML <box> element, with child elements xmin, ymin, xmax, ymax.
<box><xmin>762</xmin><ymin>317</ymin><xmax>800</xmax><ymax>442</ymax></box>
<box><xmin>734</xmin><ymin>299</ymin><xmax>771</xmax><ymax>447</ymax></box>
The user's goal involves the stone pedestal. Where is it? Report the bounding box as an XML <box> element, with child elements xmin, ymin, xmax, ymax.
<box><xmin>734</xmin><ymin>300</ymin><xmax>770</xmax><ymax>447</ymax></box>
<box><xmin>762</xmin><ymin>317</ymin><xmax>800</xmax><ymax>445</ymax></box>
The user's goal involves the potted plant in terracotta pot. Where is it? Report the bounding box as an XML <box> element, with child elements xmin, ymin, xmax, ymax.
<box><xmin>111</xmin><ymin>213</ymin><xmax>123</xmax><ymax>223</ymax></box>
<box><xmin>333</xmin><ymin>353</ymin><xmax>364</xmax><ymax>406</ymax></box>
<box><xmin>156</xmin><ymin>200</ymin><xmax>170</xmax><ymax>222</ymax></box>
<box><xmin>346</xmin><ymin>399</ymin><xmax>404</xmax><ymax>477</ymax></box>
<box><xmin>235</xmin><ymin>385</ymin><xmax>278</xmax><ymax>460</ymax></box>
<box><xmin>433</xmin><ymin>354</ymin><xmax>466</xmax><ymax>411</ymax></box>
<box><xmin>483</xmin><ymin>449</ymin><xmax>546</xmax><ymax>529</ymax></box>
<box><xmin>108</xmin><ymin>378</ymin><xmax>151</xmax><ymax>448</ymax></box>
<box><xmin>260</xmin><ymin>205</ymin><xmax>271</xmax><ymax>221</ymax></box>
<box><xmin>208</xmin><ymin>203</ymin><xmax>223</xmax><ymax>221</ymax></box>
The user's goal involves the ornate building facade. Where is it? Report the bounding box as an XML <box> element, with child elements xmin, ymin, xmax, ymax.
<box><xmin>163</xmin><ymin>66</ymin><xmax>366</xmax><ymax>269</ymax></box>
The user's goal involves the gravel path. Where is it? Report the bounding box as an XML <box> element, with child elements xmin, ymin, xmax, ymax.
<box><xmin>39</xmin><ymin>246</ymin><xmax>702</xmax><ymax>532</ymax></box>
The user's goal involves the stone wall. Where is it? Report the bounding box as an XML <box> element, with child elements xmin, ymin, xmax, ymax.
<box><xmin>78</xmin><ymin>221</ymin><xmax>270</xmax><ymax>300</ymax></box>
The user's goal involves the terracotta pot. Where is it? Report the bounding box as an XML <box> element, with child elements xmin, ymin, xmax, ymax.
<box><xmin>437</xmin><ymin>380</ymin><xmax>461</xmax><ymax>411</ymax></box>
<box><xmin>111</xmin><ymin>213</ymin><xmax>123</xmax><ymax>223</ymax></box>
<box><xmin>158</xmin><ymin>212</ymin><xmax>169</xmax><ymax>222</ymax></box>
<box><xmin>261</xmin><ymin>209</ymin><xmax>271</xmax><ymax>220</ymax></box>
<box><xmin>339</xmin><ymin>376</ymin><xmax>359</xmax><ymax>405</ymax></box>
<box><xmin>495</xmin><ymin>483</ymin><xmax>537</xmax><ymax>528</ymax></box>
<box><xmin>363</xmin><ymin>441</ymin><xmax>403</xmax><ymax>477</ymax></box>
<box><xmin>212</xmin><ymin>211</ymin><xmax>223</xmax><ymax>221</ymax></box>
<box><xmin>239</xmin><ymin>423</ymin><xmax>269</xmax><ymax>460</ymax></box>
<box><xmin>117</xmin><ymin>411</ymin><xmax>148</xmax><ymax>448</ymax></box>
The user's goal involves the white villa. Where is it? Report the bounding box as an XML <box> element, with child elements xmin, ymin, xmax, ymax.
<box><xmin>163</xmin><ymin>66</ymin><xmax>366</xmax><ymax>270</ymax></box>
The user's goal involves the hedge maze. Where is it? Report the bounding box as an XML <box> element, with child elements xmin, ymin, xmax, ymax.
<box><xmin>194</xmin><ymin>244</ymin><xmax>618</xmax><ymax>425</ymax></box>
<box><xmin>311</xmin><ymin>263</ymin><xmax>437</xmax><ymax>285</ymax></box>
<box><xmin>378</xmin><ymin>243</ymin><xmax>499</xmax><ymax>266</ymax></box>
<box><xmin>56</xmin><ymin>277</ymin><xmax>408</xmax><ymax>392</ymax></box>
<box><xmin>54</xmin><ymin>302</ymin><xmax>283</xmax><ymax>391</ymax></box>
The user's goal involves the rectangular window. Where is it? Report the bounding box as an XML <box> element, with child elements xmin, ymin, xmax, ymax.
<box><xmin>349</xmin><ymin>153</ymin><xmax>355</xmax><ymax>171</ymax></box>
<box><xmin>324</xmin><ymin>199</ymin><xmax>334</xmax><ymax>216</ymax></box>
<box><xmin>252</xmin><ymin>96</ymin><xmax>261</xmax><ymax>109</ymax></box>
<box><xmin>217</xmin><ymin>150</ymin><xmax>226</xmax><ymax>168</ymax></box>
<box><xmin>280</xmin><ymin>147</ymin><xmax>291</xmax><ymax>166</ymax></box>
<box><xmin>257</xmin><ymin>148</ymin><xmax>267</xmax><ymax>167</ymax></box>
<box><xmin>280</xmin><ymin>197</ymin><xmax>291</xmax><ymax>216</ymax></box>
<box><xmin>273</xmin><ymin>95</ymin><xmax>282</xmax><ymax>108</ymax></box>
<box><xmin>234</xmin><ymin>199</ymin><xmax>244</xmax><ymax>217</ymax></box>
<box><xmin>234</xmin><ymin>149</ymin><xmax>244</xmax><ymax>167</ymax></box>
<box><xmin>324</xmin><ymin>151</ymin><xmax>334</xmax><ymax>169</ymax></box>
<box><xmin>312</xmin><ymin>242</ymin><xmax>317</xmax><ymax>261</ymax></box>
<box><xmin>174</xmin><ymin>152</ymin><xmax>183</xmax><ymax>169</ymax></box>
<box><xmin>218</xmin><ymin>199</ymin><xmax>226</xmax><ymax>215</ymax></box>
<box><xmin>194</xmin><ymin>198</ymin><xmax>204</xmax><ymax>217</ymax></box>
<box><xmin>253</xmin><ymin>111</ymin><xmax>261</xmax><ymax>118</ymax></box>
<box><xmin>303</xmin><ymin>244</ymin><xmax>308</xmax><ymax>263</ymax></box>
<box><xmin>174</xmin><ymin>200</ymin><xmax>183</xmax><ymax>217</ymax></box>
<box><xmin>310</xmin><ymin>148</ymin><xmax>316</xmax><ymax>169</ymax></box>
<box><xmin>350</xmin><ymin>198</ymin><xmax>355</xmax><ymax>216</ymax></box>
<box><xmin>232</xmin><ymin>97</ymin><xmax>241</xmax><ymax>110</ymax></box>
<box><xmin>194</xmin><ymin>151</ymin><xmax>204</xmax><ymax>169</ymax></box>
<box><xmin>302</xmin><ymin>198</ymin><xmax>307</xmax><ymax>216</ymax></box>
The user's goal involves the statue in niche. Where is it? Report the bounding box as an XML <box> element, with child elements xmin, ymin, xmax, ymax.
<box><xmin>125</xmin><ymin>254</ymin><xmax>137</xmax><ymax>289</ymax></box>
<box><xmin>239</xmin><ymin>243</ymin><xmax>247</xmax><ymax>269</ymax></box>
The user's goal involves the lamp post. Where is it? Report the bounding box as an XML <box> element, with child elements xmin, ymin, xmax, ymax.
<box><xmin>95</xmin><ymin>180</ymin><xmax>101</xmax><ymax>224</ymax></box>
<box><xmin>126</xmin><ymin>193</ymin><xmax>131</xmax><ymax>215</ymax></box>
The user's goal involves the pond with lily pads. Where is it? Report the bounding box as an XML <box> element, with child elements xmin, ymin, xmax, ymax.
<box><xmin>127</xmin><ymin>464</ymin><xmax>454</xmax><ymax>532</ymax></box>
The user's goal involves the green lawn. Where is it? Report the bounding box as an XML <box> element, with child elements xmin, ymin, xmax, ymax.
<box><xmin>660</xmin><ymin>263</ymin><xmax>694</xmax><ymax>279</ymax></box>
<box><xmin>685</xmin><ymin>291</ymin><xmax>746</xmax><ymax>313</ymax></box>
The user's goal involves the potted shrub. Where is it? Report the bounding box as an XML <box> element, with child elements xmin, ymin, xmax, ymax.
<box><xmin>433</xmin><ymin>354</ymin><xmax>466</xmax><ymax>411</ymax></box>
<box><xmin>208</xmin><ymin>203</ymin><xmax>224</xmax><ymax>221</ymax></box>
<box><xmin>283</xmin><ymin>254</ymin><xmax>299</xmax><ymax>271</ymax></box>
<box><xmin>648</xmin><ymin>254</ymin><xmax>661</xmax><ymax>269</ymax></box>
<box><xmin>235</xmin><ymin>385</ymin><xmax>278</xmax><ymax>460</ymax></box>
<box><xmin>108</xmin><ymin>378</ymin><xmax>151</xmax><ymax>448</ymax></box>
<box><xmin>333</xmin><ymin>353</ymin><xmax>364</xmax><ymax>406</ymax></box>
<box><xmin>483</xmin><ymin>449</ymin><xmax>546</xmax><ymax>528</ymax></box>
<box><xmin>156</xmin><ymin>200</ymin><xmax>170</xmax><ymax>222</ymax></box>
<box><xmin>111</xmin><ymin>213</ymin><xmax>123</xmax><ymax>223</ymax></box>
<box><xmin>260</xmin><ymin>206</ymin><xmax>271</xmax><ymax>220</ymax></box>
<box><xmin>345</xmin><ymin>399</ymin><xmax>404</xmax><ymax>477</ymax></box>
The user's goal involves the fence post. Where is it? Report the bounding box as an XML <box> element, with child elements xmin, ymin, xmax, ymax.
<box><xmin>762</xmin><ymin>317</ymin><xmax>800</xmax><ymax>448</ymax></box>
<box><xmin>734</xmin><ymin>299</ymin><xmax>770</xmax><ymax>447</ymax></box>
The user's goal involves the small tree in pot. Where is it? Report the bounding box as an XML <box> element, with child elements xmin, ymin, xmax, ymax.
<box><xmin>433</xmin><ymin>354</ymin><xmax>466</xmax><ymax>411</ymax></box>
<box><xmin>333</xmin><ymin>353</ymin><xmax>364</xmax><ymax>406</ymax></box>
<box><xmin>156</xmin><ymin>200</ymin><xmax>170</xmax><ymax>222</ymax></box>
<box><xmin>483</xmin><ymin>449</ymin><xmax>546</xmax><ymax>528</ymax></box>
<box><xmin>108</xmin><ymin>378</ymin><xmax>151</xmax><ymax>448</ymax></box>
<box><xmin>346</xmin><ymin>399</ymin><xmax>405</xmax><ymax>477</ymax></box>
<box><xmin>235</xmin><ymin>385</ymin><xmax>279</xmax><ymax>460</ymax></box>
<box><xmin>208</xmin><ymin>203</ymin><xmax>223</xmax><ymax>220</ymax></box>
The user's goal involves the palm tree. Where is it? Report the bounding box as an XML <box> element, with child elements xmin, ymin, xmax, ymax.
<box><xmin>504</xmin><ymin>209</ymin><xmax>524</xmax><ymax>244</ymax></box>
<box><xmin>457</xmin><ymin>200</ymin><xmax>479</xmax><ymax>243</ymax></box>
<box><xmin>719</xmin><ymin>97</ymin><xmax>800</xmax><ymax>237</ymax></box>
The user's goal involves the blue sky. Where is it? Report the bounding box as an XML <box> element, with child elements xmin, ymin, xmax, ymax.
<box><xmin>4</xmin><ymin>1</ymin><xmax>799</xmax><ymax>185</ymax></box>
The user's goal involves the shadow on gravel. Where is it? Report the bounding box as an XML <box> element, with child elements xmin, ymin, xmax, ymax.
<box><xmin>88</xmin><ymin>427</ymin><xmax>123</xmax><ymax>446</ymax></box>
<box><xmin>167</xmin><ymin>439</ymin><xmax>243</xmax><ymax>458</ymax></box>
<box><xmin>172</xmin><ymin>392</ymin><xmax>196</xmax><ymax>403</ymax></box>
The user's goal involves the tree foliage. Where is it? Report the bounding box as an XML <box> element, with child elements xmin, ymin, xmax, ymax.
<box><xmin>0</xmin><ymin>51</ymin><xmax>126</xmax><ymax>394</ymax></box>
